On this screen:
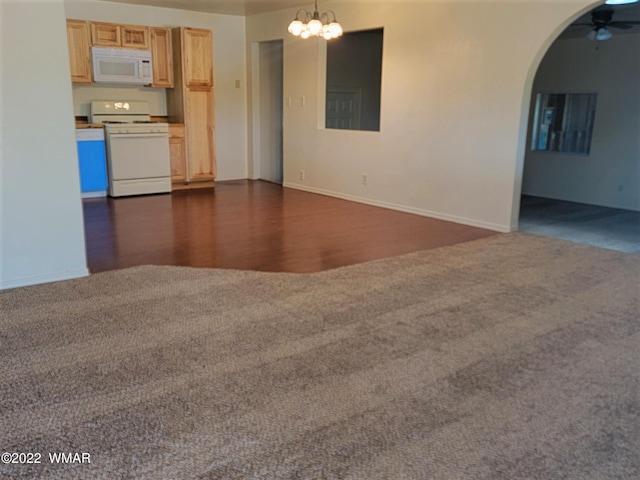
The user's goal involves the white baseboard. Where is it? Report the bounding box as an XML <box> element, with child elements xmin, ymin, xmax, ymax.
<box><xmin>1</xmin><ymin>268</ymin><xmax>90</xmax><ymax>291</ymax></box>
<box><xmin>215</xmin><ymin>176</ymin><xmax>252</xmax><ymax>182</ymax></box>
<box><xmin>282</xmin><ymin>182</ymin><xmax>511</xmax><ymax>233</ymax></box>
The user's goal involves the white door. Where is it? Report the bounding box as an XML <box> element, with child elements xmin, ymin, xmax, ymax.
<box><xmin>326</xmin><ymin>88</ymin><xmax>361</xmax><ymax>130</ymax></box>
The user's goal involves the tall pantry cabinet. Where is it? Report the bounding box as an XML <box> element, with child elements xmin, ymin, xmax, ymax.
<box><xmin>166</xmin><ymin>27</ymin><xmax>216</xmax><ymax>186</ymax></box>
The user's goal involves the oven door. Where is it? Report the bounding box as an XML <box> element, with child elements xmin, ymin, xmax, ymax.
<box><xmin>107</xmin><ymin>133</ymin><xmax>170</xmax><ymax>181</ymax></box>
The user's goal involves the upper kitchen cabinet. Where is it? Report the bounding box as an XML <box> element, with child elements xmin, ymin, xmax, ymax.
<box><xmin>90</xmin><ymin>22</ymin><xmax>120</xmax><ymax>46</ymax></box>
<box><xmin>150</xmin><ymin>27</ymin><xmax>173</xmax><ymax>88</ymax></box>
<box><xmin>122</xmin><ymin>25</ymin><xmax>150</xmax><ymax>49</ymax></box>
<box><xmin>90</xmin><ymin>22</ymin><xmax>150</xmax><ymax>49</ymax></box>
<box><xmin>66</xmin><ymin>19</ymin><xmax>92</xmax><ymax>84</ymax></box>
<box><xmin>182</xmin><ymin>28</ymin><xmax>213</xmax><ymax>87</ymax></box>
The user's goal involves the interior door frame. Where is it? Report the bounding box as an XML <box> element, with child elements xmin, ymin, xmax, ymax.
<box><xmin>250</xmin><ymin>39</ymin><xmax>284</xmax><ymax>184</ymax></box>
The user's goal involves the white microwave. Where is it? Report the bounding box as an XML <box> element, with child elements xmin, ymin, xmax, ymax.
<box><xmin>91</xmin><ymin>47</ymin><xmax>153</xmax><ymax>85</ymax></box>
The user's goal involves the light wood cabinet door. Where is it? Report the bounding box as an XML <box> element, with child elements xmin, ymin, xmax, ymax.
<box><xmin>182</xmin><ymin>28</ymin><xmax>213</xmax><ymax>87</ymax></box>
<box><xmin>121</xmin><ymin>25</ymin><xmax>150</xmax><ymax>49</ymax></box>
<box><xmin>166</xmin><ymin>26</ymin><xmax>216</xmax><ymax>187</ymax></box>
<box><xmin>184</xmin><ymin>88</ymin><xmax>215</xmax><ymax>181</ymax></box>
<box><xmin>150</xmin><ymin>28</ymin><xmax>173</xmax><ymax>87</ymax></box>
<box><xmin>90</xmin><ymin>22</ymin><xmax>121</xmax><ymax>46</ymax></box>
<box><xmin>169</xmin><ymin>124</ymin><xmax>186</xmax><ymax>183</ymax></box>
<box><xmin>90</xmin><ymin>22</ymin><xmax>149</xmax><ymax>49</ymax></box>
<box><xmin>66</xmin><ymin>20</ymin><xmax>92</xmax><ymax>84</ymax></box>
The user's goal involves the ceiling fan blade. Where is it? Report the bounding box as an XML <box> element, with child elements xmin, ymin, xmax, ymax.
<box><xmin>608</xmin><ymin>21</ymin><xmax>640</xmax><ymax>29</ymax></box>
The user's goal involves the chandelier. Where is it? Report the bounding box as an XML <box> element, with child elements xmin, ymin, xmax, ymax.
<box><xmin>287</xmin><ymin>0</ymin><xmax>343</xmax><ymax>40</ymax></box>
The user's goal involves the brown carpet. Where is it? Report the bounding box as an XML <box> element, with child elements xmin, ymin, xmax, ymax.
<box><xmin>1</xmin><ymin>233</ymin><xmax>639</xmax><ymax>479</ymax></box>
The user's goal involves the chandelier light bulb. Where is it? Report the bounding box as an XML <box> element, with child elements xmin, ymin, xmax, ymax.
<box><xmin>288</xmin><ymin>20</ymin><xmax>304</xmax><ymax>36</ymax></box>
<box><xmin>329</xmin><ymin>22</ymin><xmax>343</xmax><ymax>38</ymax></box>
<box><xmin>308</xmin><ymin>18</ymin><xmax>323</xmax><ymax>35</ymax></box>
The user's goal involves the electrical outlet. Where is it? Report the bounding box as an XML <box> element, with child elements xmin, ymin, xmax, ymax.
<box><xmin>299</xmin><ymin>170</ymin><xmax>305</xmax><ymax>181</ymax></box>
<box><xmin>362</xmin><ymin>173</ymin><xmax>368</xmax><ymax>185</ymax></box>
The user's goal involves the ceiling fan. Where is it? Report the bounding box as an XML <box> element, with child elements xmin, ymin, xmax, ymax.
<box><xmin>572</xmin><ymin>7</ymin><xmax>640</xmax><ymax>40</ymax></box>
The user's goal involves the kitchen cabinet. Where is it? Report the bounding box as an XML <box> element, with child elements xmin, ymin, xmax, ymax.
<box><xmin>66</xmin><ymin>19</ymin><xmax>92</xmax><ymax>84</ymax></box>
<box><xmin>150</xmin><ymin>27</ymin><xmax>173</xmax><ymax>88</ymax></box>
<box><xmin>169</xmin><ymin>124</ymin><xmax>186</xmax><ymax>183</ymax></box>
<box><xmin>90</xmin><ymin>22</ymin><xmax>149</xmax><ymax>49</ymax></box>
<box><xmin>166</xmin><ymin>27</ymin><xmax>216</xmax><ymax>187</ymax></box>
<box><xmin>184</xmin><ymin>89</ymin><xmax>215</xmax><ymax>181</ymax></box>
<box><xmin>182</xmin><ymin>28</ymin><xmax>213</xmax><ymax>87</ymax></box>
<box><xmin>90</xmin><ymin>22</ymin><xmax>120</xmax><ymax>46</ymax></box>
<box><xmin>121</xmin><ymin>25</ymin><xmax>150</xmax><ymax>49</ymax></box>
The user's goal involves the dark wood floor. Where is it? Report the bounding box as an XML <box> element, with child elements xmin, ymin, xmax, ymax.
<box><xmin>83</xmin><ymin>180</ymin><xmax>498</xmax><ymax>273</ymax></box>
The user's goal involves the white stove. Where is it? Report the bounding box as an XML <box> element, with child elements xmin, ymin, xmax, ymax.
<box><xmin>90</xmin><ymin>100</ymin><xmax>170</xmax><ymax>197</ymax></box>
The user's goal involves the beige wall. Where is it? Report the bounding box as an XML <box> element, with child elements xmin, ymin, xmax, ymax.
<box><xmin>523</xmin><ymin>33</ymin><xmax>640</xmax><ymax>211</ymax></box>
<box><xmin>246</xmin><ymin>0</ymin><xmax>601</xmax><ymax>232</ymax></box>
<box><xmin>1</xmin><ymin>0</ymin><xmax>89</xmax><ymax>289</ymax></box>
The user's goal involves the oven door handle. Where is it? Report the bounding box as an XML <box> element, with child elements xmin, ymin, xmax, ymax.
<box><xmin>108</xmin><ymin>132</ymin><xmax>168</xmax><ymax>139</ymax></box>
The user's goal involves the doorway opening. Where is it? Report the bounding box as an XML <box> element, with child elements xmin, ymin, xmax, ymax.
<box><xmin>516</xmin><ymin>1</ymin><xmax>640</xmax><ymax>252</ymax></box>
<box><xmin>251</xmin><ymin>39</ymin><xmax>284</xmax><ymax>184</ymax></box>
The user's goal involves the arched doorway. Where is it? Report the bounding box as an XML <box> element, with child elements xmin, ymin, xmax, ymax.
<box><xmin>516</xmin><ymin>1</ymin><xmax>640</xmax><ymax>252</ymax></box>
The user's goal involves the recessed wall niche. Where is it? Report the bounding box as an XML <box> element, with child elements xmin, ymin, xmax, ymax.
<box><xmin>325</xmin><ymin>28</ymin><xmax>383</xmax><ymax>132</ymax></box>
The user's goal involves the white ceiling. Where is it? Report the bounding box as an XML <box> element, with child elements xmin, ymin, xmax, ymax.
<box><xmin>101</xmin><ymin>0</ymin><xmax>304</xmax><ymax>16</ymax></box>
<box><xmin>102</xmin><ymin>0</ymin><xmax>640</xmax><ymax>34</ymax></box>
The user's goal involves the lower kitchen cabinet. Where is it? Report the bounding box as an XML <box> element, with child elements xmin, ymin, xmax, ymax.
<box><xmin>184</xmin><ymin>88</ymin><xmax>215</xmax><ymax>182</ymax></box>
<box><xmin>169</xmin><ymin>124</ymin><xmax>186</xmax><ymax>184</ymax></box>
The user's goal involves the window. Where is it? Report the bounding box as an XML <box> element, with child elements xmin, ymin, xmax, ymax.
<box><xmin>325</xmin><ymin>28</ymin><xmax>383</xmax><ymax>131</ymax></box>
<box><xmin>531</xmin><ymin>93</ymin><xmax>597</xmax><ymax>155</ymax></box>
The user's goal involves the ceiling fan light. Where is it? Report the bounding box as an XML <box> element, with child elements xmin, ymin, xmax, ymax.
<box><xmin>597</xmin><ymin>27</ymin><xmax>613</xmax><ymax>40</ymax></box>
<box><xmin>588</xmin><ymin>27</ymin><xmax>613</xmax><ymax>41</ymax></box>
